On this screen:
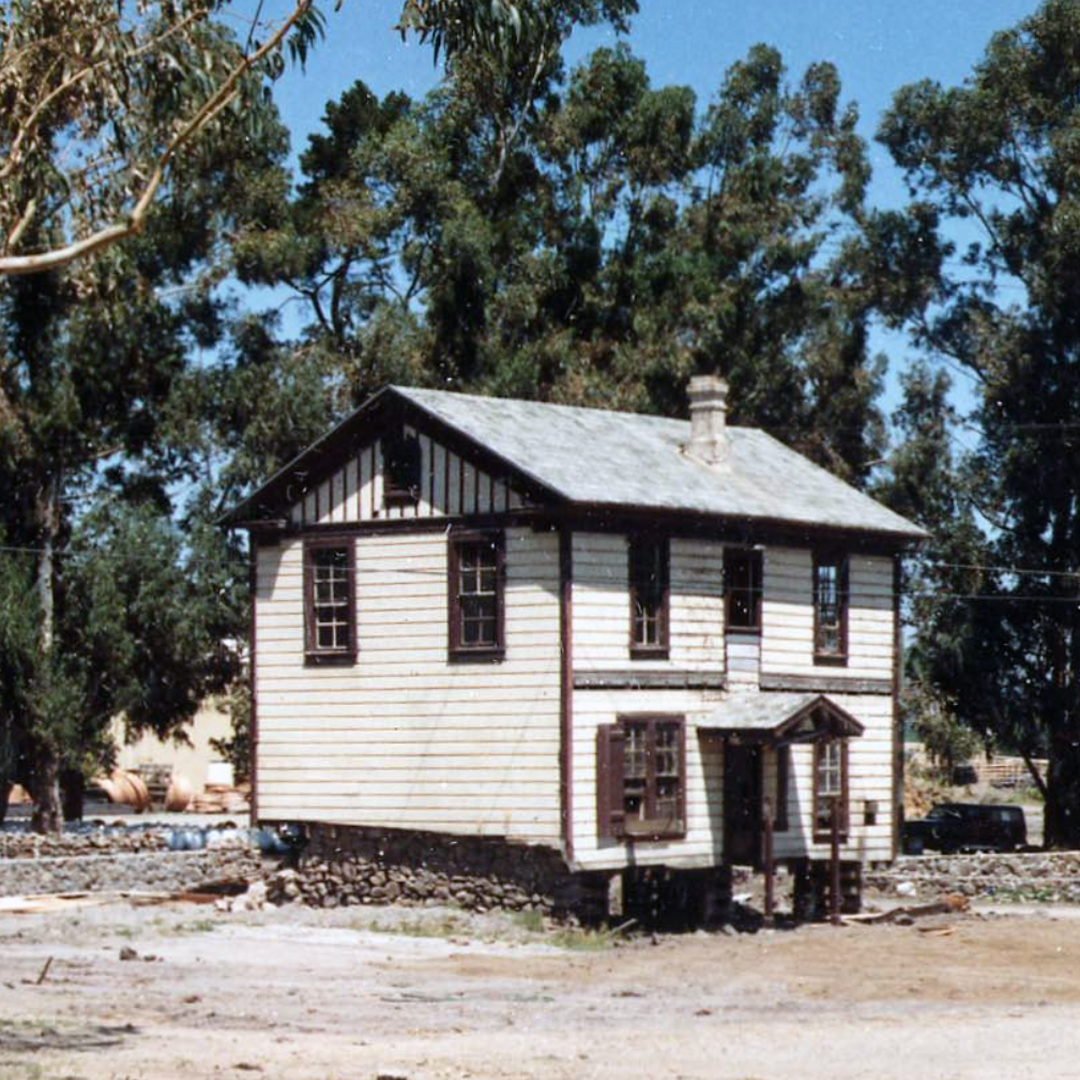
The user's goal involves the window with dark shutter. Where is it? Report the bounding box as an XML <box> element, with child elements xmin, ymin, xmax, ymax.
<box><xmin>628</xmin><ymin>535</ymin><xmax>669</xmax><ymax>658</ymax></box>
<box><xmin>596</xmin><ymin>725</ymin><xmax>627</xmax><ymax>839</ymax></box>
<box><xmin>597</xmin><ymin>716</ymin><xmax>685</xmax><ymax>841</ymax></box>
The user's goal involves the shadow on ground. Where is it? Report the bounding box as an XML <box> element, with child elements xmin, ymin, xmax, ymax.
<box><xmin>0</xmin><ymin>1020</ymin><xmax>136</xmax><ymax>1053</ymax></box>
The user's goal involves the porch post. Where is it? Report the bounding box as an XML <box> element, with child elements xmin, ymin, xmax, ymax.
<box><xmin>830</xmin><ymin>795</ymin><xmax>841</xmax><ymax>926</ymax></box>
<box><xmin>763</xmin><ymin>796</ymin><xmax>775</xmax><ymax>923</ymax></box>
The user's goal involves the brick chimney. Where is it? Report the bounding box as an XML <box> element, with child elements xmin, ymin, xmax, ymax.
<box><xmin>686</xmin><ymin>375</ymin><xmax>729</xmax><ymax>464</ymax></box>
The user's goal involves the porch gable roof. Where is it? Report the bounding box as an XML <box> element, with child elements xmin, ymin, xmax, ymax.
<box><xmin>698</xmin><ymin>692</ymin><xmax>865</xmax><ymax>744</ymax></box>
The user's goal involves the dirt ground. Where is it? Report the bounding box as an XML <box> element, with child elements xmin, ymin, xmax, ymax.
<box><xmin>2</xmin><ymin>897</ymin><xmax>1080</xmax><ymax>1080</ymax></box>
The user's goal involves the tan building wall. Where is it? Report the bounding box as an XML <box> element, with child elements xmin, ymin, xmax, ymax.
<box><xmin>112</xmin><ymin>700</ymin><xmax>234</xmax><ymax>793</ymax></box>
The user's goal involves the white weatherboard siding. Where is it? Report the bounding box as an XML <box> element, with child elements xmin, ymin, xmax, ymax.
<box><xmin>571</xmin><ymin>690</ymin><xmax>894</xmax><ymax>872</ymax></box>
<box><xmin>762</xmin><ymin>549</ymin><xmax>894</xmax><ymax>680</ymax></box>
<box><xmin>255</xmin><ymin>529</ymin><xmax>562</xmax><ymax>841</ymax></box>
<box><xmin>769</xmin><ymin>692</ymin><xmax>895</xmax><ymax>864</ymax></box>
<box><xmin>287</xmin><ymin>427</ymin><xmax>529</xmax><ymax>527</ymax></box>
<box><xmin>572</xmin><ymin>533</ymin><xmax>725</xmax><ymax>672</ymax></box>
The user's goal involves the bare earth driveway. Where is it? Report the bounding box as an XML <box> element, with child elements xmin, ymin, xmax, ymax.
<box><xmin>2</xmin><ymin>899</ymin><xmax>1080</xmax><ymax>1080</ymax></box>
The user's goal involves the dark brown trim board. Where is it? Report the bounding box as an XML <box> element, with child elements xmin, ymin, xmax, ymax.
<box><xmin>536</xmin><ymin>506</ymin><xmax>922</xmax><ymax>557</ymax></box>
<box><xmin>286</xmin><ymin>510</ymin><xmax>543</xmax><ymax>538</ymax></box>
<box><xmin>759</xmin><ymin>673</ymin><xmax>893</xmax><ymax>695</ymax></box>
<box><xmin>249</xmin><ymin>538</ymin><xmax>259</xmax><ymax>825</ymax></box>
<box><xmin>559</xmin><ymin>527</ymin><xmax>574</xmax><ymax>862</ymax></box>
<box><xmin>575</xmin><ymin>670</ymin><xmax>726</xmax><ymax>691</ymax></box>
<box><xmin>892</xmin><ymin>554</ymin><xmax>904</xmax><ymax>861</ymax></box>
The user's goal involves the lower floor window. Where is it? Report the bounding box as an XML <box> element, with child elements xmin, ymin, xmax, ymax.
<box><xmin>597</xmin><ymin>715</ymin><xmax>686</xmax><ymax>840</ymax></box>
<box><xmin>813</xmin><ymin>738</ymin><xmax>848</xmax><ymax>840</ymax></box>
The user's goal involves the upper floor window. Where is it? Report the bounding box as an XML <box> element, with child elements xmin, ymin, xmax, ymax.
<box><xmin>304</xmin><ymin>539</ymin><xmax>356</xmax><ymax>662</ymax></box>
<box><xmin>448</xmin><ymin>530</ymin><xmax>505</xmax><ymax>661</ymax></box>
<box><xmin>596</xmin><ymin>716</ymin><xmax>686</xmax><ymax>840</ymax></box>
<box><xmin>725</xmin><ymin>548</ymin><xmax>762</xmax><ymax>632</ymax></box>
<box><xmin>629</xmin><ymin>535</ymin><xmax>669</xmax><ymax>659</ymax></box>
<box><xmin>813</xmin><ymin>554</ymin><xmax>848</xmax><ymax>664</ymax></box>
<box><xmin>383</xmin><ymin>432</ymin><xmax>422</xmax><ymax>505</ymax></box>
<box><xmin>813</xmin><ymin>737</ymin><xmax>849</xmax><ymax>841</ymax></box>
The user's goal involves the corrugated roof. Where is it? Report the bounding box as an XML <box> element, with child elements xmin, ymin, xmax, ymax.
<box><xmin>394</xmin><ymin>386</ymin><xmax>926</xmax><ymax>540</ymax></box>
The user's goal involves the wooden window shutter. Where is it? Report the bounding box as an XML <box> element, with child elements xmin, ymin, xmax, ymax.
<box><xmin>775</xmin><ymin>745</ymin><xmax>790</xmax><ymax>832</ymax></box>
<box><xmin>596</xmin><ymin>725</ymin><xmax>626</xmax><ymax>839</ymax></box>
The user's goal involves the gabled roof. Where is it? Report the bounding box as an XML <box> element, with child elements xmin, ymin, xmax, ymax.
<box><xmin>698</xmin><ymin>692</ymin><xmax>866</xmax><ymax>743</ymax></box>
<box><xmin>224</xmin><ymin>384</ymin><xmax>927</xmax><ymax>542</ymax></box>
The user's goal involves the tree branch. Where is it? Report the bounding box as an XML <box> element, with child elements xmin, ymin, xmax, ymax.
<box><xmin>0</xmin><ymin>10</ymin><xmax>205</xmax><ymax>186</ymax></box>
<box><xmin>0</xmin><ymin>1</ymin><xmax>316</xmax><ymax>277</ymax></box>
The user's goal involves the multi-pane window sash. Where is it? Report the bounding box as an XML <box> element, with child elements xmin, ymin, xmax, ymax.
<box><xmin>449</xmin><ymin>532</ymin><xmax>504</xmax><ymax>660</ymax></box>
<box><xmin>813</xmin><ymin>738</ymin><xmax>847</xmax><ymax>839</ymax></box>
<box><xmin>813</xmin><ymin>555</ymin><xmax>848</xmax><ymax>661</ymax></box>
<box><xmin>725</xmin><ymin>548</ymin><xmax>762</xmax><ymax>631</ymax></box>
<box><xmin>621</xmin><ymin>718</ymin><xmax>684</xmax><ymax>838</ymax></box>
<box><xmin>305</xmin><ymin>543</ymin><xmax>355</xmax><ymax>660</ymax></box>
<box><xmin>629</xmin><ymin>536</ymin><xmax>669</xmax><ymax>657</ymax></box>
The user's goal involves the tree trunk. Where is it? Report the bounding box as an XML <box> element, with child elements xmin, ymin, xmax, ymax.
<box><xmin>30</xmin><ymin>744</ymin><xmax>62</xmax><ymax>834</ymax></box>
<box><xmin>0</xmin><ymin>776</ymin><xmax>11</xmax><ymax>827</ymax></box>
<box><xmin>30</xmin><ymin>476</ymin><xmax>63</xmax><ymax>835</ymax></box>
<box><xmin>1043</xmin><ymin>735</ymin><xmax>1080</xmax><ymax>849</ymax></box>
<box><xmin>1047</xmin><ymin>588</ymin><xmax>1080</xmax><ymax>849</ymax></box>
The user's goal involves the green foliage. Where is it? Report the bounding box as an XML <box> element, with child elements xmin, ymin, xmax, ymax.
<box><xmin>230</xmin><ymin>28</ymin><xmax>885</xmax><ymax>490</ymax></box>
<box><xmin>902</xmin><ymin>682</ymin><xmax>981</xmax><ymax>779</ymax></box>
<box><xmin>0</xmin><ymin>8</ymin><xmax>290</xmax><ymax>829</ymax></box>
<box><xmin>871</xmin><ymin>0</ymin><xmax>1080</xmax><ymax>845</ymax></box>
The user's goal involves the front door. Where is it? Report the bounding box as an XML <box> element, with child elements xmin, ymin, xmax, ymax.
<box><xmin>723</xmin><ymin>742</ymin><xmax>762</xmax><ymax>866</ymax></box>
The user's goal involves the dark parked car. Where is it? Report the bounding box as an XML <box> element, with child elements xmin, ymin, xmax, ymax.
<box><xmin>902</xmin><ymin>802</ymin><xmax>1028</xmax><ymax>855</ymax></box>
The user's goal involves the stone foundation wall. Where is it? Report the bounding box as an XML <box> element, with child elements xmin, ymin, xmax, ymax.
<box><xmin>267</xmin><ymin>824</ymin><xmax>591</xmax><ymax>917</ymax></box>
<box><xmin>0</xmin><ymin>846</ymin><xmax>264</xmax><ymax>897</ymax></box>
<box><xmin>867</xmin><ymin>851</ymin><xmax>1080</xmax><ymax>902</ymax></box>
<box><xmin>0</xmin><ymin>830</ymin><xmax>170</xmax><ymax>859</ymax></box>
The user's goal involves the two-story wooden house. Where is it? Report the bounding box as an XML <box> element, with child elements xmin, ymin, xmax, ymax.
<box><xmin>225</xmin><ymin>377</ymin><xmax>925</xmax><ymax>918</ymax></box>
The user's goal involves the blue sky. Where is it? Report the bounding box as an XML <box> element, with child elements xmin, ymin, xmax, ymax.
<box><xmin>238</xmin><ymin>0</ymin><xmax>1043</xmax><ymax>416</ymax></box>
<box><xmin>263</xmin><ymin>0</ymin><xmax>1039</xmax><ymax>201</ymax></box>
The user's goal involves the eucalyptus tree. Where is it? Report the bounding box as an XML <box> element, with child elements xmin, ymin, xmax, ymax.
<box><xmin>0</xmin><ymin>0</ymin><xmax>543</xmax><ymax>277</ymax></box>
<box><xmin>233</xmin><ymin>35</ymin><xmax>886</xmax><ymax>489</ymax></box>
<box><xmin>0</xmin><ymin>15</ymin><xmax>291</xmax><ymax>830</ymax></box>
<box><xmin>868</xmin><ymin>0</ymin><xmax>1080</xmax><ymax>845</ymax></box>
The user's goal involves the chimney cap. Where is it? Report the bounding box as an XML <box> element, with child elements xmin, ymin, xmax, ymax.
<box><xmin>686</xmin><ymin>374</ymin><xmax>729</xmax><ymax>465</ymax></box>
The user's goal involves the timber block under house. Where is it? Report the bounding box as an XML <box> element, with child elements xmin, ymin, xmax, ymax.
<box><xmin>224</xmin><ymin>377</ymin><xmax>926</xmax><ymax>924</ymax></box>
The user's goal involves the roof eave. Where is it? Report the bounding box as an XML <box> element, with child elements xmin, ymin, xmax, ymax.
<box><xmin>219</xmin><ymin>384</ymin><xmax>572</xmax><ymax>528</ymax></box>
